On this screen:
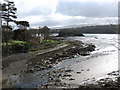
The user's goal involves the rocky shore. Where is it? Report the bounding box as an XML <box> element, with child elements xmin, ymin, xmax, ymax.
<box><xmin>2</xmin><ymin>36</ymin><xmax>120</xmax><ymax>89</ymax></box>
<box><xmin>24</xmin><ymin>40</ymin><xmax>95</xmax><ymax>73</ymax></box>
<box><xmin>2</xmin><ymin>38</ymin><xmax>96</xmax><ymax>88</ymax></box>
<box><xmin>2</xmin><ymin>34</ymin><xmax>119</xmax><ymax>89</ymax></box>
<box><xmin>37</xmin><ymin>68</ymin><xmax>120</xmax><ymax>88</ymax></box>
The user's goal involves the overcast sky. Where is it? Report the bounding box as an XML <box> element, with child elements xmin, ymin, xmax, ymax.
<box><xmin>2</xmin><ymin>0</ymin><xmax>119</xmax><ymax>28</ymax></box>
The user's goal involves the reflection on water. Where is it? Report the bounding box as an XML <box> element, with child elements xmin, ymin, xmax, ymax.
<box><xmin>62</xmin><ymin>34</ymin><xmax>118</xmax><ymax>85</ymax></box>
<box><xmin>15</xmin><ymin>34</ymin><xmax>119</xmax><ymax>88</ymax></box>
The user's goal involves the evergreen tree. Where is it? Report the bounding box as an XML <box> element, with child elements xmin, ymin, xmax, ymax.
<box><xmin>2</xmin><ymin>1</ymin><xmax>17</xmax><ymax>28</ymax></box>
<box><xmin>15</xmin><ymin>21</ymin><xmax>30</xmax><ymax>30</ymax></box>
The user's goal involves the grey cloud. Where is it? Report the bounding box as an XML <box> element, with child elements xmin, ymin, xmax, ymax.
<box><xmin>17</xmin><ymin>1</ymin><xmax>118</xmax><ymax>28</ymax></box>
<box><xmin>31</xmin><ymin>17</ymin><xmax>86</xmax><ymax>27</ymax></box>
<box><xmin>31</xmin><ymin>16</ymin><xmax>112</xmax><ymax>28</ymax></box>
<box><xmin>56</xmin><ymin>2</ymin><xmax>117</xmax><ymax>18</ymax></box>
<box><xmin>17</xmin><ymin>6</ymin><xmax>53</xmax><ymax>18</ymax></box>
<box><xmin>31</xmin><ymin>19</ymin><xmax>62</xmax><ymax>27</ymax></box>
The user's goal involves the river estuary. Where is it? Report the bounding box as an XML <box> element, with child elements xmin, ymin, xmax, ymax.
<box><xmin>3</xmin><ymin>34</ymin><xmax>119</xmax><ymax>88</ymax></box>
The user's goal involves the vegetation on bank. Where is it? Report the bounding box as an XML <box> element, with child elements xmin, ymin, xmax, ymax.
<box><xmin>2</xmin><ymin>40</ymin><xmax>29</xmax><ymax>56</ymax></box>
<box><xmin>23</xmin><ymin>40</ymin><xmax>95</xmax><ymax>73</ymax></box>
<box><xmin>1</xmin><ymin>0</ymin><xmax>85</xmax><ymax>57</ymax></box>
<box><xmin>2</xmin><ymin>1</ymin><xmax>119</xmax><ymax>89</ymax></box>
<box><xmin>52</xmin><ymin>25</ymin><xmax>118</xmax><ymax>34</ymax></box>
<box><xmin>29</xmin><ymin>39</ymin><xmax>64</xmax><ymax>51</ymax></box>
<box><xmin>58</xmin><ymin>29</ymin><xmax>84</xmax><ymax>37</ymax></box>
<box><xmin>2</xmin><ymin>38</ymin><xmax>65</xmax><ymax>57</ymax></box>
<box><xmin>1</xmin><ymin>1</ymin><xmax>55</xmax><ymax>57</ymax></box>
<box><xmin>1</xmin><ymin>1</ymin><xmax>58</xmax><ymax>57</ymax></box>
<box><xmin>2</xmin><ymin>40</ymin><xmax>27</xmax><ymax>46</ymax></box>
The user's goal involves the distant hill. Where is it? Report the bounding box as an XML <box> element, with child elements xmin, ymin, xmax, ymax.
<box><xmin>58</xmin><ymin>29</ymin><xmax>84</xmax><ymax>37</ymax></box>
<box><xmin>52</xmin><ymin>25</ymin><xmax>118</xmax><ymax>34</ymax></box>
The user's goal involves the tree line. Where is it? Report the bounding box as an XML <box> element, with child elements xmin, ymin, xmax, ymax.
<box><xmin>52</xmin><ymin>25</ymin><xmax>118</xmax><ymax>34</ymax></box>
<box><xmin>1</xmin><ymin>1</ymin><xmax>51</xmax><ymax>43</ymax></box>
<box><xmin>1</xmin><ymin>1</ymin><xmax>51</xmax><ymax>56</ymax></box>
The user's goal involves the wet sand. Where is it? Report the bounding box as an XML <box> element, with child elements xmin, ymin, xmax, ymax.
<box><xmin>60</xmin><ymin>34</ymin><xmax>119</xmax><ymax>86</ymax></box>
<box><xmin>2</xmin><ymin>40</ymin><xmax>95</xmax><ymax>88</ymax></box>
<box><xmin>2</xmin><ymin>34</ymin><xmax>119</xmax><ymax>88</ymax></box>
<box><xmin>37</xmin><ymin>34</ymin><xmax>119</xmax><ymax>88</ymax></box>
<box><xmin>60</xmin><ymin>46</ymin><xmax>118</xmax><ymax>86</ymax></box>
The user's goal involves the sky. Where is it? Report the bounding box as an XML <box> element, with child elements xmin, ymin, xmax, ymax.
<box><xmin>1</xmin><ymin>0</ymin><xmax>119</xmax><ymax>29</ymax></box>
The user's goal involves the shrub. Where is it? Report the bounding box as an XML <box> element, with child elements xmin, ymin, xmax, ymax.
<box><xmin>11</xmin><ymin>42</ymin><xmax>29</xmax><ymax>53</ymax></box>
<box><xmin>2</xmin><ymin>40</ymin><xmax>29</xmax><ymax>57</ymax></box>
<box><xmin>13</xmin><ymin>29</ymin><xmax>32</xmax><ymax>41</ymax></box>
<box><xmin>2</xmin><ymin>45</ymin><xmax>12</xmax><ymax>57</ymax></box>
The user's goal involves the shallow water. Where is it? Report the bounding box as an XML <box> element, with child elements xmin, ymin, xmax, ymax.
<box><xmin>61</xmin><ymin>34</ymin><xmax>118</xmax><ymax>85</ymax></box>
<box><xmin>12</xmin><ymin>34</ymin><xmax>119</xmax><ymax>88</ymax></box>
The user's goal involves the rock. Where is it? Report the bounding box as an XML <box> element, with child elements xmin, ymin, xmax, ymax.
<box><xmin>40</xmin><ymin>67</ymin><xmax>45</xmax><ymax>70</ymax></box>
<box><xmin>27</xmin><ymin>69</ymin><xmax>34</xmax><ymax>73</ymax></box>
<box><xmin>76</xmin><ymin>72</ymin><xmax>81</xmax><ymax>74</ymax></box>
<box><xmin>69</xmin><ymin>78</ymin><xmax>75</xmax><ymax>80</ymax></box>
<box><xmin>62</xmin><ymin>78</ymin><xmax>65</xmax><ymax>79</ymax></box>
<box><xmin>63</xmin><ymin>74</ymin><xmax>72</xmax><ymax>77</ymax></box>
<box><xmin>81</xmin><ymin>70</ymin><xmax>84</xmax><ymax>71</ymax></box>
<box><xmin>107</xmin><ymin>73</ymin><xmax>111</xmax><ymax>75</ymax></box>
<box><xmin>99</xmin><ymin>79</ymin><xmax>105</xmax><ymax>82</ymax></box>
<box><xmin>65</xmin><ymin>69</ymin><xmax>73</xmax><ymax>72</ymax></box>
<box><xmin>48</xmin><ymin>65</ymin><xmax>52</xmax><ymax>68</ymax></box>
<box><xmin>102</xmin><ymin>83</ymin><xmax>111</xmax><ymax>87</ymax></box>
<box><xmin>81</xmin><ymin>52</ymin><xmax>90</xmax><ymax>56</ymax></box>
<box><xmin>58</xmin><ymin>73</ymin><xmax>62</xmax><ymax>77</ymax></box>
<box><xmin>55</xmin><ymin>79</ymin><xmax>61</xmax><ymax>82</ymax></box>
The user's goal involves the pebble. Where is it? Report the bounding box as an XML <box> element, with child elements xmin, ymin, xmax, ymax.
<box><xmin>76</xmin><ymin>72</ymin><xmax>81</xmax><ymax>74</ymax></box>
<box><xmin>69</xmin><ymin>78</ymin><xmax>75</xmax><ymax>80</ymax></box>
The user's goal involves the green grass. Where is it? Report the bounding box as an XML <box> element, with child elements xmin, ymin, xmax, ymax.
<box><xmin>30</xmin><ymin>44</ymin><xmax>56</xmax><ymax>51</ymax></box>
<box><xmin>57</xmin><ymin>42</ymin><xmax>66</xmax><ymax>46</ymax></box>
<box><xmin>43</xmin><ymin>40</ymin><xmax>58</xmax><ymax>44</ymax></box>
<box><xmin>2</xmin><ymin>39</ymin><xmax>66</xmax><ymax>53</ymax></box>
<box><xmin>11</xmin><ymin>40</ymin><xmax>26</xmax><ymax>44</ymax></box>
<box><xmin>2</xmin><ymin>40</ymin><xmax>27</xmax><ymax>46</ymax></box>
<box><xmin>2</xmin><ymin>43</ymin><xmax>11</xmax><ymax>46</ymax></box>
<box><xmin>30</xmin><ymin>40</ymin><xmax>61</xmax><ymax>51</ymax></box>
